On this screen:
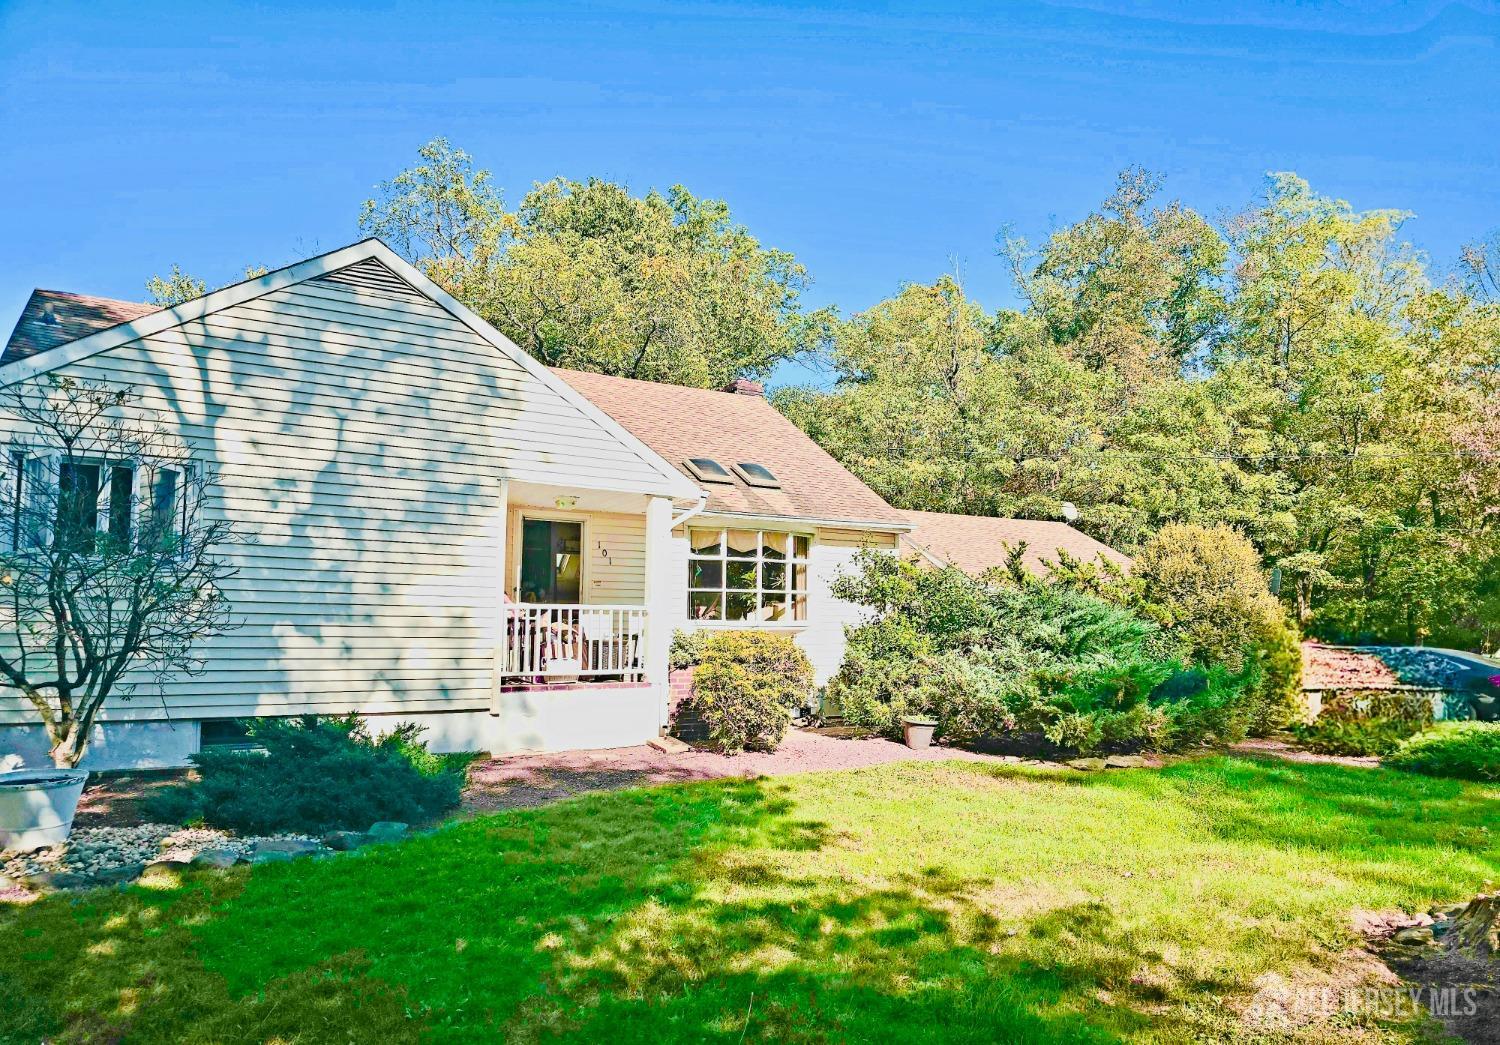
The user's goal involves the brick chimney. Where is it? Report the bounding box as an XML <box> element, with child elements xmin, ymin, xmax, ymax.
<box><xmin>724</xmin><ymin>377</ymin><xmax>763</xmax><ymax>396</ymax></box>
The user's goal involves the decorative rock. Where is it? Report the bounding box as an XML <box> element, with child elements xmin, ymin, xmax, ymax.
<box><xmin>191</xmin><ymin>848</ymin><xmax>240</xmax><ymax>869</ymax></box>
<box><xmin>366</xmin><ymin>821</ymin><xmax>408</xmax><ymax>843</ymax></box>
<box><xmin>90</xmin><ymin>862</ymin><xmax>146</xmax><ymax>886</ymax></box>
<box><xmin>322</xmin><ymin>831</ymin><xmax>367</xmax><ymax>852</ymax></box>
<box><xmin>1104</xmin><ymin>755</ymin><xmax>1150</xmax><ymax>769</ymax></box>
<box><xmin>250</xmin><ymin>849</ymin><xmax>293</xmax><ymax>864</ymax></box>
<box><xmin>23</xmin><ymin>871</ymin><xmax>90</xmax><ymax>891</ymax></box>
<box><xmin>647</xmin><ymin>735</ymin><xmax>691</xmax><ymax>754</ymax></box>
<box><xmin>250</xmin><ymin>838</ymin><xmax>321</xmax><ymax>860</ymax></box>
<box><xmin>1067</xmin><ymin>758</ymin><xmax>1107</xmax><ymax>771</ymax></box>
<box><xmin>1392</xmin><ymin>925</ymin><xmax>1435</xmax><ymax>945</ymax></box>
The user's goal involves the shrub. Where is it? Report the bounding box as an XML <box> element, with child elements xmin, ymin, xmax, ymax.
<box><xmin>690</xmin><ymin>631</ymin><xmax>813</xmax><ymax>753</ymax></box>
<box><xmin>1246</xmin><ymin>613</ymin><xmax>1304</xmax><ymax>734</ymax></box>
<box><xmin>147</xmin><ymin>716</ymin><xmax>466</xmax><ymax>834</ymax></box>
<box><xmin>1133</xmin><ymin>524</ymin><xmax>1283</xmax><ymax>671</ymax></box>
<box><xmin>1153</xmin><ymin>662</ymin><xmax>1260</xmax><ymax>749</ymax></box>
<box><xmin>1386</xmin><ymin>723</ymin><xmax>1500</xmax><ymax>781</ymax></box>
<box><xmin>1289</xmin><ymin>717</ymin><xmax>1422</xmax><ymax>757</ymax></box>
<box><xmin>669</xmin><ymin>629</ymin><xmax>713</xmax><ymax>670</ymax></box>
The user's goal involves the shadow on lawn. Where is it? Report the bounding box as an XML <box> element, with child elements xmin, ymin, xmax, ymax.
<box><xmin>4</xmin><ymin>759</ymin><xmax>1494</xmax><ymax>1043</ymax></box>
<box><xmin>0</xmin><ymin>775</ymin><xmax>1155</xmax><ymax>1043</ymax></box>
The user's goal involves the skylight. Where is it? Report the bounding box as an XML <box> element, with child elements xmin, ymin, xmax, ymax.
<box><xmin>733</xmin><ymin>462</ymin><xmax>781</xmax><ymax>489</ymax></box>
<box><xmin>684</xmin><ymin>457</ymin><xmax>734</xmax><ymax>483</ymax></box>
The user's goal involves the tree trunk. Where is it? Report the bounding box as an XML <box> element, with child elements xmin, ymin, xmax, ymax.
<box><xmin>49</xmin><ymin>725</ymin><xmax>88</xmax><ymax>769</ymax></box>
<box><xmin>1448</xmin><ymin>894</ymin><xmax>1499</xmax><ymax>958</ymax></box>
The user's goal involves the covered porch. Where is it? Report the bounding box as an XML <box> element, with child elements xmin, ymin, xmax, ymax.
<box><xmin>489</xmin><ymin>479</ymin><xmax>698</xmax><ymax>750</ymax></box>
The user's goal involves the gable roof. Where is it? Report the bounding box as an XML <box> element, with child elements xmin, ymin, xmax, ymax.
<box><xmin>3</xmin><ymin>290</ymin><xmax>158</xmax><ymax>366</ymax></box>
<box><xmin>0</xmin><ymin>239</ymin><xmax>700</xmax><ymax>502</ymax></box>
<box><xmin>553</xmin><ymin>368</ymin><xmax>909</xmax><ymax>529</ymax></box>
<box><xmin>898</xmin><ymin>509</ymin><xmax>1131</xmax><ymax>576</ymax></box>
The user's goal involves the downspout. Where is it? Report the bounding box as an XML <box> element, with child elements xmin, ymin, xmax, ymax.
<box><xmin>670</xmin><ymin>494</ymin><xmax>709</xmax><ymax>530</ymax></box>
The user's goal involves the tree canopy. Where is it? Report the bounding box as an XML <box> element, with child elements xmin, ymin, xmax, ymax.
<box><xmin>359</xmin><ymin>138</ymin><xmax>816</xmax><ymax>387</ymax></box>
<box><xmin>778</xmin><ymin>171</ymin><xmax>1500</xmax><ymax>649</ymax></box>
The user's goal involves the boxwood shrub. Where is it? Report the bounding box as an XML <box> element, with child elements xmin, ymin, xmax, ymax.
<box><xmin>689</xmin><ymin>631</ymin><xmax>813</xmax><ymax>753</ymax></box>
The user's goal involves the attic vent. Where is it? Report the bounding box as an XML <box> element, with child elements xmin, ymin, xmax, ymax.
<box><xmin>40</xmin><ymin>303</ymin><xmax>59</xmax><ymax>326</ymax></box>
<box><xmin>732</xmin><ymin>462</ymin><xmax>780</xmax><ymax>489</ymax></box>
<box><xmin>684</xmin><ymin>457</ymin><xmax>734</xmax><ymax>483</ymax></box>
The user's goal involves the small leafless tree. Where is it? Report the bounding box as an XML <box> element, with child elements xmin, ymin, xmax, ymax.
<box><xmin>0</xmin><ymin>377</ymin><xmax>239</xmax><ymax>767</ymax></box>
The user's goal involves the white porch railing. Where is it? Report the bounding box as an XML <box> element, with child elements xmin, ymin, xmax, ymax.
<box><xmin>502</xmin><ymin>603</ymin><xmax>648</xmax><ymax>682</ymax></box>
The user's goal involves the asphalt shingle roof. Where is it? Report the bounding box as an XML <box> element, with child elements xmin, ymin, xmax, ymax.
<box><xmin>898</xmin><ymin>509</ymin><xmax>1131</xmax><ymax>576</ymax></box>
<box><xmin>2</xmin><ymin>289</ymin><xmax>158</xmax><ymax>366</ymax></box>
<box><xmin>553</xmin><ymin>368</ymin><xmax>909</xmax><ymax>527</ymax></box>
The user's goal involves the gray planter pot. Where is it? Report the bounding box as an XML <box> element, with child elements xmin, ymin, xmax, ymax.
<box><xmin>1472</xmin><ymin>694</ymin><xmax>1498</xmax><ymax>722</ymax></box>
<box><xmin>0</xmin><ymin>769</ymin><xmax>89</xmax><ymax>852</ymax></box>
<box><xmin>902</xmin><ymin>717</ymin><xmax>938</xmax><ymax>750</ymax></box>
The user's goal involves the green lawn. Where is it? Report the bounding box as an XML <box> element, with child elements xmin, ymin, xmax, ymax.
<box><xmin>3</xmin><ymin>757</ymin><xmax>1496</xmax><ymax>1043</ymax></box>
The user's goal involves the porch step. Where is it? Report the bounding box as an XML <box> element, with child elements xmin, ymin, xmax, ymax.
<box><xmin>648</xmin><ymin>735</ymin><xmax>691</xmax><ymax>755</ymax></box>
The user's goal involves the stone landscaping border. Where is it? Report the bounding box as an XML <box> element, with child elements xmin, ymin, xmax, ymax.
<box><xmin>0</xmin><ymin>820</ymin><xmax>413</xmax><ymax>897</ymax></box>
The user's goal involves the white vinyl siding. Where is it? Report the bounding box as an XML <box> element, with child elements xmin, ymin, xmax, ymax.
<box><xmin>0</xmin><ymin>262</ymin><xmax>668</xmax><ymax>725</ymax></box>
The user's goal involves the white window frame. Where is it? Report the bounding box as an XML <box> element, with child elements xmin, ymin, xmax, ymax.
<box><xmin>687</xmin><ymin>526</ymin><xmax>811</xmax><ymax>625</ymax></box>
<box><xmin>509</xmin><ymin>509</ymin><xmax>591</xmax><ymax>604</ymax></box>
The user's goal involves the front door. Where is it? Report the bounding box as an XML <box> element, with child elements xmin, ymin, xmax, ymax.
<box><xmin>519</xmin><ymin>519</ymin><xmax>582</xmax><ymax>603</ymax></box>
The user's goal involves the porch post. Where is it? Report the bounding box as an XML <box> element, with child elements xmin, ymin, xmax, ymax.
<box><xmin>490</xmin><ymin>477</ymin><xmax>509</xmax><ymax>719</ymax></box>
<box><xmin>643</xmin><ymin>494</ymin><xmax>675</xmax><ymax>731</ymax></box>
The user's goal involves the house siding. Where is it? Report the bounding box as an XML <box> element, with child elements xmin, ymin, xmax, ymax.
<box><xmin>0</xmin><ymin>262</ymin><xmax>672</xmax><ymax>730</ymax></box>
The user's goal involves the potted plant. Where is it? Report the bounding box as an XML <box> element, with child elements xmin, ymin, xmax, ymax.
<box><xmin>902</xmin><ymin>715</ymin><xmax>938</xmax><ymax>750</ymax></box>
<box><xmin>0</xmin><ymin>768</ymin><xmax>89</xmax><ymax>851</ymax></box>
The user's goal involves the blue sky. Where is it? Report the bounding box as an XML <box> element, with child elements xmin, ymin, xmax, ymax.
<box><xmin>2</xmin><ymin>0</ymin><xmax>1496</xmax><ymax>387</ymax></box>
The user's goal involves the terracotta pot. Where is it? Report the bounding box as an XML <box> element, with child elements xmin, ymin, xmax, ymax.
<box><xmin>0</xmin><ymin>768</ymin><xmax>89</xmax><ymax>851</ymax></box>
<box><xmin>902</xmin><ymin>717</ymin><xmax>937</xmax><ymax>750</ymax></box>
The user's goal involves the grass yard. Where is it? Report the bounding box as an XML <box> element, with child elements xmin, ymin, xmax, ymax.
<box><xmin>2</xmin><ymin>756</ymin><xmax>1496</xmax><ymax>1043</ymax></box>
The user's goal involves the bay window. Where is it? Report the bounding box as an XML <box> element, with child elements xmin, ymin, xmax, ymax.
<box><xmin>688</xmin><ymin>527</ymin><xmax>809</xmax><ymax>622</ymax></box>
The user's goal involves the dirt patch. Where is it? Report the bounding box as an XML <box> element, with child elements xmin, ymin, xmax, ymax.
<box><xmin>1229</xmin><ymin>736</ymin><xmax>1381</xmax><ymax>769</ymax></box>
<box><xmin>72</xmin><ymin>769</ymin><xmax>194</xmax><ymax>828</ymax></box>
<box><xmin>1357</xmin><ymin>906</ymin><xmax>1500</xmax><ymax>1045</ymax></box>
<box><xmin>463</xmin><ymin>729</ymin><xmax>1047</xmax><ymax>814</ymax></box>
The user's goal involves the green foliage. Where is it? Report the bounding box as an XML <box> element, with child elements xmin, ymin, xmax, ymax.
<box><xmin>1133</xmin><ymin>524</ymin><xmax>1282</xmax><ymax>670</ymax></box>
<box><xmin>826</xmin><ymin>552</ymin><xmax>1258</xmax><ymax>754</ymax></box>
<box><xmin>1386</xmin><ymin>722</ymin><xmax>1500</xmax><ymax>781</ymax></box>
<box><xmin>146</xmin><ymin>264</ymin><xmax>270</xmax><ymax>306</ymax></box>
<box><xmin>689</xmin><ymin>631</ymin><xmax>814</xmax><ymax>753</ymax></box>
<box><xmin>668</xmin><ymin>628</ymin><xmax>712</xmax><ymax>670</ymax></box>
<box><xmin>147</xmin><ymin>715</ymin><xmax>465</xmax><ymax>834</ymax></box>
<box><xmin>1290</xmin><ymin>717</ymin><xmax>1423</xmax><ymax>757</ymax></box>
<box><xmin>362</xmin><ymin>138</ymin><xmax>817</xmax><ymax>387</ymax></box>
<box><xmin>778</xmin><ymin>170</ymin><xmax>1500</xmax><ymax>651</ymax></box>
<box><xmin>1247</xmin><ymin>612</ymin><xmax>1305</xmax><ymax>734</ymax></box>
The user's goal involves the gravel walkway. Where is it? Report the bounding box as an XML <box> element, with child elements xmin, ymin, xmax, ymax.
<box><xmin>465</xmin><ymin>728</ymin><xmax>1071</xmax><ymax>812</ymax></box>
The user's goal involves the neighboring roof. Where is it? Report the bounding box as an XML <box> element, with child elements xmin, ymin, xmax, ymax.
<box><xmin>1300</xmin><ymin>644</ymin><xmax>1400</xmax><ymax>690</ymax></box>
<box><xmin>0</xmin><ymin>239</ymin><xmax>700</xmax><ymax>502</ymax></box>
<box><xmin>898</xmin><ymin>509</ymin><xmax>1132</xmax><ymax>576</ymax></box>
<box><xmin>3</xmin><ymin>290</ymin><xmax>158</xmax><ymax>366</ymax></box>
<box><xmin>553</xmin><ymin>367</ymin><xmax>909</xmax><ymax>528</ymax></box>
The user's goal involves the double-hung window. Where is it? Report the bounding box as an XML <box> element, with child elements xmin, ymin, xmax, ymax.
<box><xmin>54</xmin><ymin>459</ymin><xmax>136</xmax><ymax>554</ymax></box>
<box><xmin>4</xmin><ymin>452</ymin><xmax>196</xmax><ymax>554</ymax></box>
<box><xmin>688</xmin><ymin>527</ymin><xmax>809</xmax><ymax>622</ymax></box>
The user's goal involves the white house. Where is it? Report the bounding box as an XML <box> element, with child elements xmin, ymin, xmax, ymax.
<box><xmin>0</xmin><ymin>240</ymin><xmax>913</xmax><ymax>768</ymax></box>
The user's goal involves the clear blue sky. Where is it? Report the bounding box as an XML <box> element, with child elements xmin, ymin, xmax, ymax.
<box><xmin>2</xmin><ymin>0</ymin><xmax>1496</xmax><ymax>387</ymax></box>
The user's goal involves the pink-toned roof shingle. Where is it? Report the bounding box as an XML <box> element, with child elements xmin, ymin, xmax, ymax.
<box><xmin>553</xmin><ymin>368</ymin><xmax>908</xmax><ymax>527</ymax></box>
<box><xmin>2</xmin><ymin>289</ymin><xmax>158</xmax><ymax>366</ymax></box>
<box><xmin>898</xmin><ymin>509</ymin><xmax>1131</xmax><ymax>577</ymax></box>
